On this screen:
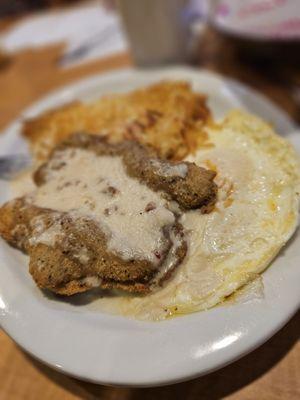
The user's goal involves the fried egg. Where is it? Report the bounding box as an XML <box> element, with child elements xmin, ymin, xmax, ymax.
<box><xmin>93</xmin><ymin>110</ymin><xmax>300</xmax><ymax>320</ymax></box>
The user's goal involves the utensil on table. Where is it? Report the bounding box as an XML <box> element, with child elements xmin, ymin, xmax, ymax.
<box><xmin>0</xmin><ymin>154</ymin><xmax>31</xmax><ymax>180</ymax></box>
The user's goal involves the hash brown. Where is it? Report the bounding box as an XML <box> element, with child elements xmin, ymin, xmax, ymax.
<box><xmin>23</xmin><ymin>81</ymin><xmax>211</xmax><ymax>162</ymax></box>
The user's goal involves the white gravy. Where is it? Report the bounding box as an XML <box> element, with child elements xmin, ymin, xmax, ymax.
<box><xmin>30</xmin><ymin>148</ymin><xmax>176</xmax><ymax>264</ymax></box>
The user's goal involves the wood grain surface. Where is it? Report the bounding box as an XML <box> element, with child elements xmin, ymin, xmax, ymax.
<box><xmin>0</xmin><ymin>14</ymin><xmax>299</xmax><ymax>400</ymax></box>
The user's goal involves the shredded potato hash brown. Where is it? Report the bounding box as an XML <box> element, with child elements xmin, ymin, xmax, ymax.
<box><xmin>23</xmin><ymin>81</ymin><xmax>211</xmax><ymax>161</ymax></box>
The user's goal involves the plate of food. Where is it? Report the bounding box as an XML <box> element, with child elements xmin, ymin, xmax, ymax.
<box><xmin>0</xmin><ymin>67</ymin><xmax>299</xmax><ymax>387</ymax></box>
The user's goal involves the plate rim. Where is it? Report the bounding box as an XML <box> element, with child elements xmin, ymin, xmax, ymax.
<box><xmin>0</xmin><ymin>66</ymin><xmax>299</xmax><ymax>387</ymax></box>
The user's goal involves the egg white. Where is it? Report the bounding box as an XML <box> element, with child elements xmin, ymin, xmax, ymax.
<box><xmin>85</xmin><ymin>110</ymin><xmax>300</xmax><ymax>320</ymax></box>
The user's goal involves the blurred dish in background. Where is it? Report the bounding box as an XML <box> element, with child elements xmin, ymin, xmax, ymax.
<box><xmin>206</xmin><ymin>0</ymin><xmax>300</xmax><ymax>113</ymax></box>
<box><xmin>211</xmin><ymin>0</ymin><xmax>300</xmax><ymax>40</ymax></box>
<box><xmin>0</xmin><ymin>1</ymin><xmax>128</xmax><ymax>68</ymax></box>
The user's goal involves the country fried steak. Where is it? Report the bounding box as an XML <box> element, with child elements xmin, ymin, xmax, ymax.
<box><xmin>0</xmin><ymin>198</ymin><xmax>187</xmax><ymax>295</ymax></box>
<box><xmin>35</xmin><ymin>133</ymin><xmax>217</xmax><ymax>210</ymax></box>
<box><xmin>0</xmin><ymin>134</ymin><xmax>217</xmax><ymax>295</ymax></box>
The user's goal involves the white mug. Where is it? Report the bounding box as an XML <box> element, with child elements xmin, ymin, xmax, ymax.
<box><xmin>118</xmin><ymin>0</ymin><xmax>191</xmax><ymax>66</ymax></box>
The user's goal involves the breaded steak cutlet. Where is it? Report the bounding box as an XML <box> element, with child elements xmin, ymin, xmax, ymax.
<box><xmin>22</xmin><ymin>81</ymin><xmax>211</xmax><ymax>162</ymax></box>
<box><xmin>0</xmin><ymin>134</ymin><xmax>217</xmax><ymax>296</ymax></box>
<box><xmin>0</xmin><ymin>198</ymin><xmax>187</xmax><ymax>295</ymax></box>
<box><xmin>35</xmin><ymin>133</ymin><xmax>217</xmax><ymax>211</ymax></box>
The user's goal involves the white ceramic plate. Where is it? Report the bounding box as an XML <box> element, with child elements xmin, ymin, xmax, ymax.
<box><xmin>0</xmin><ymin>67</ymin><xmax>299</xmax><ymax>387</ymax></box>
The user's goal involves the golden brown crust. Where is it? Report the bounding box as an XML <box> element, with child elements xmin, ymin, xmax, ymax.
<box><xmin>0</xmin><ymin>198</ymin><xmax>187</xmax><ymax>296</ymax></box>
<box><xmin>22</xmin><ymin>81</ymin><xmax>211</xmax><ymax>161</ymax></box>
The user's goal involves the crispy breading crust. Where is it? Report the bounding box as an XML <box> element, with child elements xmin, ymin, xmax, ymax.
<box><xmin>35</xmin><ymin>133</ymin><xmax>217</xmax><ymax>211</ymax></box>
<box><xmin>22</xmin><ymin>81</ymin><xmax>211</xmax><ymax>161</ymax></box>
<box><xmin>0</xmin><ymin>198</ymin><xmax>187</xmax><ymax>295</ymax></box>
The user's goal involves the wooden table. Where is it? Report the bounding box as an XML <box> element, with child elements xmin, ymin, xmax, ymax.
<box><xmin>0</xmin><ymin>17</ymin><xmax>299</xmax><ymax>400</ymax></box>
